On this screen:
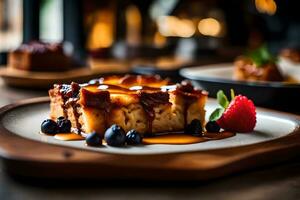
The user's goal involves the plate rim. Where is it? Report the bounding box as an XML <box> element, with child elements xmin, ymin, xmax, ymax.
<box><xmin>180</xmin><ymin>63</ymin><xmax>300</xmax><ymax>88</ymax></box>
<box><xmin>0</xmin><ymin>97</ymin><xmax>300</xmax><ymax>180</ymax></box>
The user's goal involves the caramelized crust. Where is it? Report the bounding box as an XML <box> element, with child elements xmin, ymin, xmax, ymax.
<box><xmin>233</xmin><ymin>56</ymin><xmax>284</xmax><ymax>82</ymax></box>
<box><xmin>49</xmin><ymin>75</ymin><xmax>207</xmax><ymax>136</ymax></box>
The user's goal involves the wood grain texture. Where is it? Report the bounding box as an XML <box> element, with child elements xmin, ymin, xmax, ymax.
<box><xmin>0</xmin><ymin>97</ymin><xmax>299</xmax><ymax>180</ymax></box>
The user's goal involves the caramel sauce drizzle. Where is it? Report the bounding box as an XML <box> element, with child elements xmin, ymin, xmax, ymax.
<box><xmin>58</xmin><ymin>82</ymin><xmax>81</xmax><ymax>131</ymax></box>
<box><xmin>54</xmin><ymin>133</ymin><xmax>84</xmax><ymax>141</ymax></box>
<box><xmin>143</xmin><ymin>131</ymin><xmax>235</xmax><ymax>145</ymax></box>
<box><xmin>174</xmin><ymin>81</ymin><xmax>203</xmax><ymax>127</ymax></box>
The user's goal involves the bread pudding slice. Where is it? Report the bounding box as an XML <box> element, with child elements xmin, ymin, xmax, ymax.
<box><xmin>9</xmin><ymin>41</ymin><xmax>72</xmax><ymax>72</ymax></box>
<box><xmin>233</xmin><ymin>46</ymin><xmax>284</xmax><ymax>82</ymax></box>
<box><xmin>49</xmin><ymin>75</ymin><xmax>207</xmax><ymax>136</ymax></box>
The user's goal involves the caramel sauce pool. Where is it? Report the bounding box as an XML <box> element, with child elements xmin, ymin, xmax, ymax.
<box><xmin>143</xmin><ymin>131</ymin><xmax>235</xmax><ymax>145</ymax></box>
<box><xmin>42</xmin><ymin>131</ymin><xmax>235</xmax><ymax>144</ymax></box>
<box><xmin>54</xmin><ymin>133</ymin><xmax>84</xmax><ymax>141</ymax></box>
<box><xmin>40</xmin><ymin>132</ymin><xmax>84</xmax><ymax>141</ymax></box>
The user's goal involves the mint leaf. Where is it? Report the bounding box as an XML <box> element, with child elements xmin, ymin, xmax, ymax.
<box><xmin>209</xmin><ymin>108</ymin><xmax>224</xmax><ymax>121</ymax></box>
<box><xmin>247</xmin><ymin>45</ymin><xmax>277</xmax><ymax>67</ymax></box>
<box><xmin>217</xmin><ymin>90</ymin><xmax>229</xmax><ymax>109</ymax></box>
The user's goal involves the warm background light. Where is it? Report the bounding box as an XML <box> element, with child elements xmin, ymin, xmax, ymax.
<box><xmin>153</xmin><ymin>31</ymin><xmax>167</xmax><ymax>47</ymax></box>
<box><xmin>90</xmin><ymin>22</ymin><xmax>113</xmax><ymax>49</ymax></box>
<box><xmin>87</xmin><ymin>10</ymin><xmax>114</xmax><ymax>49</ymax></box>
<box><xmin>126</xmin><ymin>5</ymin><xmax>142</xmax><ymax>46</ymax></box>
<box><xmin>157</xmin><ymin>16</ymin><xmax>196</xmax><ymax>38</ymax></box>
<box><xmin>255</xmin><ymin>0</ymin><xmax>277</xmax><ymax>15</ymax></box>
<box><xmin>198</xmin><ymin>18</ymin><xmax>221</xmax><ymax>37</ymax></box>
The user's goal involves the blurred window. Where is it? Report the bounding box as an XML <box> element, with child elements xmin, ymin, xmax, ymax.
<box><xmin>0</xmin><ymin>0</ymin><xmax>22</xmax><ymax>52</ymax></box>
<box><xmin>40</xmin><ymin>0</ymin><xmax>63</xmax><ymax>42</ymax></box>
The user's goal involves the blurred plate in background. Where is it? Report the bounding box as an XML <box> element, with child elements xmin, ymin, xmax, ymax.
<box><xmin>0</xmin><ymin>66</ymin><xmax>128</xmax><ymax>89</ymax></box>
<box><xmin>180</xmin><ymin>63</ymin><xmax>300</xmax><ymax>112</ymax></box>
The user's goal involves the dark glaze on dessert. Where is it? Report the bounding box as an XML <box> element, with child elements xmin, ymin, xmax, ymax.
<box><xmin>83</xmin><ymin>84</ymin><xmax>164</xmax><ymax>95</ymax></box>
<box><xmin>57</xmin><ymin>82</ymin><xmax>82</xmax><ymax>130</ymax></box>
<box><xmin>15</xmin><ymin>41</ymin><xmax>64</xmax><ymax>54</ymax></box>
<box><xmin>55</xmin><ymin>75</ymin><xmax>206</xmax><ymax>133</ymax></box>
<box><xmin>175</xmin><ymin>80</ymin><xmax>206</xmax><ymax>127</ymax></box>
<box><xmin>139</xmin><ymin>92</ymin><xmax>171</xmax><ymax>134</ymax></box>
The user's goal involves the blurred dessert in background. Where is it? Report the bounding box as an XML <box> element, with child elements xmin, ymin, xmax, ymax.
<box><xmin>8</xmin><ymin>41</ymin><xmax>73</xmax><ymax>72</ymax></box>
<box><xmin>280</xmin><ymin>48</ymin><xmax>300</xmax><ymax>63</ymax></box>
<box><xmin>234</xmin><ymin>46</ymin><xmax>284</xmax><ymax>82</ymax></box>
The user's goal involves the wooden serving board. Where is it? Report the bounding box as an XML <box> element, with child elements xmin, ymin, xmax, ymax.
<box><xmin>0</xmin><ymin>97</ymin><xmax>299</xmax><ymax>180</ymax></box>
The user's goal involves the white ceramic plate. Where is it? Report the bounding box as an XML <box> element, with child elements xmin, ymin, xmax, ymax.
<box><xmin>279</xmin><ymin>57</ymin><xmax>300</xmax><ymax>68</ymax></box>
<box><xmin>1</xmin><ymin>98</ymin><xmax>299</xmax><ymax>155</ymax></box>
<box><xmin>180</xmin><ymin>63</ymin><xmax>300</xmax><ymax>85</ymax></box>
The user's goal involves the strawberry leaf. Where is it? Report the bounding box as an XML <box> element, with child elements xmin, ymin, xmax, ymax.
<box><xmin>209</xmin><ymin>108</ymin><xmax>224</xmax><ymax>122</ymax></box>
<box><xmin>217</xmin><ymin>90</ymin><xmax>229</xmax><ymax>108</ymax></box>
<box><xmin>230</xmin><ymin>89</ymin><xmax>235</xmax><ymax>101</ymax></box>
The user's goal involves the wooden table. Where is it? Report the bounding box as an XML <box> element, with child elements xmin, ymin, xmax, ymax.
<box><xmin>0</xmin><ymin>80</ymin><xmax>300</xmax><ymax>200</ymax></box>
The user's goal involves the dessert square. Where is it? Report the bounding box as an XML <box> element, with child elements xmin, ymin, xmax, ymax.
<box><xmin>8</xmin><ymin>41</ymin><xmax>72</xmax><ymax>72</ymax></box>
<box><xmin>49</xmin><ymin>75</ymin><xmax>207</xmax><ymax>136</ymax></box>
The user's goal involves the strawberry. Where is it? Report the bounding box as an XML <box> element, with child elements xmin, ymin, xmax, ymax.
<box><xmin>209</xmin><ymin>90</ymin><xmax>256</xmax><ymax>133</ymax></box>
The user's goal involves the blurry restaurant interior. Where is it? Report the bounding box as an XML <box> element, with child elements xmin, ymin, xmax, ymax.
<box><xmin>0</xmin><ymin>0</ymin><xmax>300</xmax><ymax>111</ymax></box>
<box><xmin>1</xmin><ymin>0</ymin><xmax>299</xmax><ymax>66</ymax></box>
<box><xmin>2</xmin><ymin>1</ymin><xmax>300</xmax><ymax>198</ymax></box>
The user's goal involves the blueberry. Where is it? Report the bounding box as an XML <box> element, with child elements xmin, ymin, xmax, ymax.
<box><xmin>41</xmin><ymin>119</ymin><xmax>58</xmax><ymax>134</ymax></box>
<box><xmin>184</xmin><ymin>119</ymin><xmax>202</xmax><ymax>135</ymax></box>
<box><xmin>57</xmin><ymin>117</ymin><xmax>71</xmax><ymax>133</ymax></box>
<box><xmin>126</xmin><ymin>130</ymin><xmax>142</xmax><ymax>145</ymax></box>
<box><xmin>57</xmin><ymin>116</ymin><xmax>65</xmax><ymax>121</ymax></box>
<box><xmin>86</xmin><ymin>132</ymin><xmax>102</xmax><ymax>146</ymax></box>
<box><xmin>205</xmin><ymin>121</ymin><xmax>221</xmax><ymax>133</ymax></box>
<box><xmin>104</xmin><ymin>124</ymin><xmax>126</xmax><ymax>147</ymax></box>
